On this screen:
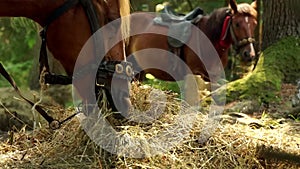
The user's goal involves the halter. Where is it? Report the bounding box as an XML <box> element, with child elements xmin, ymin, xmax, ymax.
<box><xmin>230</xmin><ymin>24</ymin><xmax>255</xmax><ymax>51</ymax></box>
<box><xmin>219</xmin><ymin>14</ymin><xmax>255</xmax><ymax>52</ymax></box>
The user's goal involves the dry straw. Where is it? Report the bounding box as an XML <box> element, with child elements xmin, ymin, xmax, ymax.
<box><xmin>0</xmin><ymin>83</ymin><xmax>299</xmax><ymax>168</ymax></box>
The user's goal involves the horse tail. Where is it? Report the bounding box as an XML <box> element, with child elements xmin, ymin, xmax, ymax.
<box><xmin>119</xmin><ymin>0</ymin><xmax>130</xmax><ymax>45</ymax></box>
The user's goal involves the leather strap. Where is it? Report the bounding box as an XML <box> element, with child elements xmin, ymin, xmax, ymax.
<box><xmin>0</xmin><ymin>63</ymin><xmax>58</xmax><ymax>129</ymax></box>
<box><xmin>39</xmin><ymin>0</ymin><xmax>80</xmax><ymax>80</ymax></box>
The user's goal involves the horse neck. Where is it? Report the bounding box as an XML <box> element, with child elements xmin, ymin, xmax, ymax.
<box><xmin>199</xmin><ymin>8</ymin><xmax>228</xmax><ymax>43</ymax></box>
<box><xmin>0</xmin><ymin>0</ymin><xmax>66</xmax><ymax>26</ymax></box>
<box><xmin>196</xmin><ymin>8</ymin><xmax>232</xmax><ymax>66</ymax></box>
<box><xmin>197</xmin><ymin>16</ymin><xmax>211</xmax><ymax>41</ymax></box>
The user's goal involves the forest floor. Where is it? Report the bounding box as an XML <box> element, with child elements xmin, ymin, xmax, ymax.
<box><xmin>0</xmin><ymin>82</ymin><xmax>299</xmax><ymax>169</ymax></box>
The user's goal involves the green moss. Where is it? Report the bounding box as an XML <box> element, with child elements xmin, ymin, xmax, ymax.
<box><xmin>225</xmin><ymin>36</ymin><xmax>300</xmax><ymax>103</ymax></box>
<box><xmin>262</xmin><ymin>37</ymin><xmax>300</xmax><ymax>83</ymax></box>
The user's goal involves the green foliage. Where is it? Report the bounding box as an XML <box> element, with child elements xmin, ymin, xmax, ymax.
<box><xmin>135</xmin><ymin>0</ymin><xmax>253</xmax><ymax>13</ymax></box>
<box><xmin>142</xmin><ymin>74</ymin><xmax>182</xmax><ymax>94</ymax></box>
<box><xmin>0</xmin><ymin>61</ymin><xmax>33</xmax><ymax>87</ymax></box>
<box><xmin>0</xmin><ymin>18</ymin><xmax>38</xmax><ymax>87</ymax></box>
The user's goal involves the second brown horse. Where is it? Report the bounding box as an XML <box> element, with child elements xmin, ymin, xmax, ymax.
<box><xmin>127</xmin><ymin>0</ymin><xmax>257</xmax><ymax>82</ymax></box>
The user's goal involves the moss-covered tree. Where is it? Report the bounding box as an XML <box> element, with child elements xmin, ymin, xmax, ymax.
<box><xmin>224</xmin><ymin>0</ymin><xmax>300</xmax><ymax>104</ymax></box>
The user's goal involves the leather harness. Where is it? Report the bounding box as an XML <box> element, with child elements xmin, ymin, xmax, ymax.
<box><xmin>0</xmin><ymin>0</ymin><xmax>133</xmax><ymax>129</ymax></box>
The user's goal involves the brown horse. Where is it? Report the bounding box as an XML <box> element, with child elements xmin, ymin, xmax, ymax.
<box><xmin>0</xmin><ymin>0</ymin><xmax>132</xmax><ymax>114</ymax></box>
<box><xmin>127</xmin><ymin>0</ymin><xmax>257</xmax><ymax>82</ymax></box>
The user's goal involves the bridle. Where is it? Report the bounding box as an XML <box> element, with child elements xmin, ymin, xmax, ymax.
<box><xmin>0</xmin><ymin>0</ymin><xmax>133</xmax><ymax>130</ymax></box>
<box><xmin>217</xmin><ymin>11</ymin><xmax>256</xmax><ymax>54</ymax></box>
<box><xmin>230</xmin><ymin>26</ymin><xmax>255</xmax><ymax>52</ymax></box>
<box><xmin>228</xmin><ymin>15</ymin><xmax>256</xmax><ymax>52</ymax></box>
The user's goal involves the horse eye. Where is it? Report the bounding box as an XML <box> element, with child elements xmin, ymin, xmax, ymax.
<box><xmin>235</xmin><ymin>23</ymin><xmax>240</xmax><ymax>28</ymax></box>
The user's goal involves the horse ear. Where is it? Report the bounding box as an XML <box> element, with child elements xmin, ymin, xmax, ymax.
<box><xmin>251</xmin><ymin>0</ymin><xmax>257</xmax><ymax>10</ymax></box>
<box><xmin>228</xmin><ymin>0</ymin><xmax>238</xmax><ymax>14</ymax></box>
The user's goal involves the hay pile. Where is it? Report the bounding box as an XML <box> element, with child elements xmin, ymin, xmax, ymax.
<box><xmin>0</xmin><ymin>83</ymin><xmax>299</xmax><ymax>169</ymax></box>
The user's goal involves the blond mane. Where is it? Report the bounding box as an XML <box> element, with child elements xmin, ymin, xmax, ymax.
<box><xmin>119</xmin><ymin>0</ymin><xmax>130</xmax><ymax>44</ymax></box>
<box><xmin>237</xmin><ymin>3</ymin><xmax>257</xmax><ymax>18</ymax></box>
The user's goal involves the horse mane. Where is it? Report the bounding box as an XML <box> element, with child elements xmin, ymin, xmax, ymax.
<box><xmin>237</xmin><ymin>3</ymin><xmax>257</xmax><ymax>18</ymax></box>
<box><xmin>118</xmin><ymin>0</ymin><xmax>130</xmax><ymax>44</ymax></box>
<box><xmin>95</xmin><ymin>0</ymin><xmax>130</xmax><ymax>44</ymax></box>
<box><xmin>206</xmin><ymin>7</ymin><xmax>229</xmax><ymax>43</ymax></box>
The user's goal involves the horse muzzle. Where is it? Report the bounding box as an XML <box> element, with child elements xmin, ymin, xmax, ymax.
<box><xmin>242</xmin><ymin>49</ymin><xmax>256</xmax><ymax>62</ymax></box>
<box><xmin>96</xmin><ymin>61</ymin><xmax>133</xmax><ymax>116</ymax></box>
<box><xmin>236</xmin><ymin>38</ymin><xmax>256</xmax><ymax>62</ymax></box>
<box><xmin>110</xmin><ymin>78</ymin><xmax>132</xmax><ymax>116</ymax></box>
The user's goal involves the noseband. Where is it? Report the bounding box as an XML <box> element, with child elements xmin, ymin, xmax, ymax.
<box><xmin>230</xmin><ymin>26</ymin><xmax>255</xmax><ymax>51</ymax></box>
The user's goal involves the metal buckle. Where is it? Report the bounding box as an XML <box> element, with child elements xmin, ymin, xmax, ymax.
<box><xmin>126</xmin><ymin>65</ymin><xmax>133</xmax><ymax>77</ymax></box>
<box><xmin>115</xmin><ymin>63</ymin><xmax>124</xmax><ymax>74</ymax></box>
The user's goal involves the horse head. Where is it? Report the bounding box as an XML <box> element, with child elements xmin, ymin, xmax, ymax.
<box><xmin>229</xmin><ymin>0</ymin><xmax>257</xmax><ymax>62</ymax></box>
<box><xmin>86</xmin><ymin>0</ymin><xmax>131</xmax><ymax>116</ymax></box>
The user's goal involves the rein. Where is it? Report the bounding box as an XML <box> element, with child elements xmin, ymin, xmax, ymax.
<box><xmin>39</xmin><ymin>0</ymin><xmax>80</xmax><ymax>79</ymax></box>
<box><xmin>219</xmin><ymin>15</ymin><xmax>232</xmax><ymax>49</ymax></box>
<box><xmin>0</xmin><ymin>63</ymin><xmax>76</xmax><ymax>130</ymax></box>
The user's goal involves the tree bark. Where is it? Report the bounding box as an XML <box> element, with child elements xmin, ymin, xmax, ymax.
<box><xmin>219</xmin><ymin>0</ymin><xmax>300</xmax><ymax>104</ymax></box>
<box><xmin>261</xmin><ymin>0</ymin><xmax>300</xmax><ymax>50</ymax></box>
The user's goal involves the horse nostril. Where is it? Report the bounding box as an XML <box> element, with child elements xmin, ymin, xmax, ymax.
<box><xmin>243</xmin><ymin>51</ymin><xmax>250</xmax><ymax>58</ymax></box>
<box><xmin>242</xmin><ymin>51</ymin><xmax>254</xmax><ymax>62</ymax></box>
<box><xmin>250</xmin><ymin>52</ymin><xmax>256</xmax><ymax>59</ymax></box>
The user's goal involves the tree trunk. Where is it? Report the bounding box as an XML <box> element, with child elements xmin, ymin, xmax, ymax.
<box><xmin>261</xmin><ymin>0</ymin><xmax>300</xmax><ymax>50</ymax></box>
<box><xmin>254</xmin><ymin>0</ymin><xmax>262</xmax><ymax>54</ymax></box>
<box><xmin>219</xmin><ymin>0</ymin><xmax>300</xmax><ymax>104</ymax></box>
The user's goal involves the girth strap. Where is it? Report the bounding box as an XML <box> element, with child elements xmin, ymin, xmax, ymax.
<box><xmin>40</xmin><ymin>0</ymin><xmax>103</xmax><ymax>85</ymax></box>
<box><xmin>44</xmin><ymin>73</ymin><xmax>72</xmax><ymax>85</ymax></box>
<box><xmin>39</xmin><ymin>29</ymin><xmax>50</xmax><ymax>74</ymax></box>
<box><xmin>39</xmin><ymin>0</ymin><xmax>80</xmax><ymax>76</ymax></box>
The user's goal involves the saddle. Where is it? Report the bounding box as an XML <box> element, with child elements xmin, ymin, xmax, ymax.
<box><xmin>153</xmin><ymin>6</ymin><xmax>204</xmax><ymax>73</ymax></box>
<box><xmin>154</xmin><ymin>6</ymin><xmax>204</xmax><ymax>48</ymax></box>
<box><xmin>161</xmin><ymin>6</ymin><xmax>204</xmax><ymax>22</ymax></box>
